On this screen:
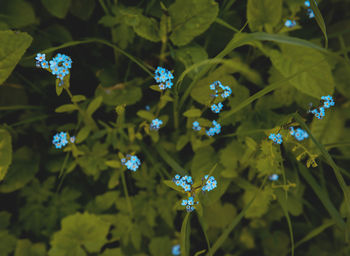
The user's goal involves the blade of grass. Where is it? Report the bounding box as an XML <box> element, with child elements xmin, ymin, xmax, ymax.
<box><xmin>197</xmin><ymin>214</ymin><xmax>212</xmax><ymax>256</ymax></box>
<box><xmin>291</xmin><ymin>219</ymin><xmax>335</xmax><ymax>252</ymax></box>
<box><xmin>297</xmin><ymin>162</ymin><xmax>345</xmax><ymax>229</ymax></box>
<box><xmin>0</xmin><ymin>105</ymin><xmax>42</xmax><ymax>111</ymax></box>
<box><xmin>206</xmin><ymin>177</ymin><xmax>268</xmax><ymax>256</ymax></box>
<box><xmin>310</xmin><ymin>0</ymin><xmax>328</xmax><ymax>48</ymax></box>
<box><xmin>181</xmin><ymin>212</ymin><xmax>191</xmax><ymax>256</ymax></box>
<box><xmin>293</xmin><ymin>113</ymin><xmax>350</xmax><ymax>216</ymax></box>
<box><xmin>154</xmin><ymin>143</ymin><xmax>187</xmax><ymax>175</ymax></box>
<box><xmin>194</xmin><ymin>249</ymin><xmax>207</xmax><ymax>256</ymax></box>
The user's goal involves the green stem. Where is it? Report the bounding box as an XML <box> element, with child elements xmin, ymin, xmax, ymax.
<box><xmin>121</xmin><ymin>170</ymin><xmax>133</xmax><ymax>217</ymax></box>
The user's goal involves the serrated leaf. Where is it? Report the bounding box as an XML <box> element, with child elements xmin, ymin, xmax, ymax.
<box><xmin>55</xmin><ymin>104</ymin><xmax>78</xmax><ymax>113</ymax></box>
<box><xmin>71</xmin><ymin>95</ymin><xmax>86</xmax><ymax>103</ymax></box>
<box><xmin>48</xmin><ymin>212</ymin><xmax>110</xmax><ymax>256</ymax></box>
<box><xmin>183</xmin><ymin>108</ymin><xmax>202</xmax><ymax>118</ymax></box>
<box><xmin>247</xmin><ymin>0</ymin><xmax>282</xmax><ymax>32</ymax></box>
<box><xmin>86</xmin><ymin>96</ymin><xmax>103</xmax><ymax>116</ymax></box>
<box><xmin>168</xmin><ymin>0</ymin><xmax>219</xmax><ymax>46</ymax></box>
<box><xmin>41</xmin><ymin>0</ymin><xmax>72</xmax><ymax>19</ymax></box>
<box><xmin>0</xmin><ymin>30</ymin><xmax>32</xmax><ymax>86</ymax></box>
<box><xmin>137</xmin><ymin>110</ymin><xmax>154</xmax><ymax>121</ymax></box>
<box><xmin>76</xmin><ymin>126</ymin><xmax>91</xmax><ymax>144</ymax></box>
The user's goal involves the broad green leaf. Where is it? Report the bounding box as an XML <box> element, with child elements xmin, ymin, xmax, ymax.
<box><xmin>49</xmin><ymin>212</ymin><xmax>110</xmax><ymax>256</ymax></box>
<box><xmin>168</xmin><ymin>0</ymin><xmax>219</xmax><ymax>46</ymax></box>
<box><xmin>86</xmin><ymin>96</ymin><xmax>103</xmax><ymax>116</ymax></box>
<box><xmin>0</xmin><ymin>129</ymin><xmax>12</xmax><ymax>181</ymax></box>
<box><xmin>108</xmin><ymin>170</ymin><xmax>120</xmax><ymax>189</ymax></box>
<box><xmin>70</xmin><ymin>0</ymin><xmax>95</xmax><ymax>21</ymax></box>
<box><xmin>219</xmin><ymin>141</ymin><xmax>244</xmax><ymax>178</ymax></box>
<box><xmin>203</xmin><ymin>201</ymin><xmax>236</xmax><ymax>228</ymax></box>
<box><xmin>243</xmin><ymin>186</ymin><xmax>274</xmax><ymax>218</ymax></box>
<box><xmin>0</xmin><ymin>147</ymin><xmax>38</xmax><ymax>193</ymax></box>
<box><xmin>41</xmin><ymin>0</ymin><xmax>72</xmax><ymax>19</ymax></box>
<box><xmin>149</xmin><ymin>236</ymin><xmax>172</xmax><ymax>256</ymax></box>
<box><xmin>71</xmin><ymin>95</ymin><xmax>86</xmax><ymax>103</ymax></box>
<box><xmin>44</xmin><ymin>24</ymin><xmax>73</xmax><ymax>43</ymax></box>
<box><xmin>55</xmin><ymin>81</ymin><xmax>64</xmax><ymax>96</ymax></box>
<box><xmin>176</xmin><ymin>46</ymin><xmax>208</xmax><ymax>79</ymax></box>
<box><xmin>190</xmin><ymin>146</ymin><xmax>217</xmax><ymax>180</ymax></box>
<box><xmin>133</xmin><ymin>16</ymin><xmax>160</xmax><ymax>42</ymax></box>
<box><xmin>262</xmin><ymin>231</ymin><xmax>290</xmax><ymax>256</ymax></box>
<box><xmin>183</xmin><ymin>108</ymin><xmax>202</xmax><ymax>118</ymax></box>
<box><xmin>0</xmin><ymin>30</ymin><xmax>32</xmax><ymax>86</ymax></box>
<box><xmin>247</xmin><ymin>0</ymin><xmax>282</xmax><ymax>32</ymax></box>
<box><xmin>96</xmin><ymin>85</ymin><xmax>142</xmax><ymax>106</ymax></box>
<box><xmin>100</xmin><ymin>248</ymin><xmax>124</xmax><ymax>256</ymax></box>
<box><xmin>0</xmin><ymin>230</ymin><xmax>17</xmax><ymax>255</ymax></box>
<box><xmin>163</xmin><ymin>180</ymin><xmax>186</xmax><ymax>193</ymax></box>
<box><xmin>176</xmin><ymin>135</ymin><xmax>189</xmax><ymax>151</ymax></box>
<box><xmin>181</xmin><ymin>212</ymin><xmax>191</xmax><ymax>256</ymax></box>
<box><xmin>86</xmin><ymin>191</ymin><xmax>119</xmax><ymax>213</ymax></box>
<box><xmin>334</xmin><ymin>62</ymin><xmax>350</xmax><ymax>99</ymax></box>
<box><xmin>263</xmin><ymin>44</ymin><xmax>335</xmax><ymax>98</ymax></box>
<box><xmin>114</xmin><ymin>24</ymin><xmax>135</xmax><ymax>49</ymax></box>
<box><xmin>75</xmin><ymin>126</ymin><xmax>91</xmax><ymax>144</ymax></box>
<box><xmin>55</xmin><ymin>104</ymin><xmax>78</xmax><ymax>113</ymax></box>
<box><xmin>137</xmin><ymin>110</ymin><xmax>154</xmax><ymax>121</ymax></box>
<box><xmin>14</xmin><ymin>239</ymin><xmax>46</xmax><ymax>256</ymax></box>
<box><xmin>0</xmin><ymin>0</ymin><xmax>35</xmax><ymax>28</ymax></box>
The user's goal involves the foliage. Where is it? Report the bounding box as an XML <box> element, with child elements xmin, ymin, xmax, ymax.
<box><xmin>1</xmin><ymin>0</ymin><xmax>350</xmax><ymax>255</ymax></box>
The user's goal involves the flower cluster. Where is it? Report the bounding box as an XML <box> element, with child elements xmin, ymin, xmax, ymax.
<box><xmin>154</xmin><ymin>66</ymin><xmax>174</xmax><ymax>90</ymax></box>
<box><xmin>209</xmin><ymin>80</ymin><xmax>232</xmax><ymax>99</ymax></box>
<box><xmin>206</xmin><ymin>120</ymin><xmax>221</xmax><ymax>136</ymax></box>
<box><xmin>173</xmin><ymin>174</ymin><xmax>193</xmax><ymax>192</ymax></box>
<box><xmin>181</xmin><ymin>196</ymin><xmax>198</xmax><ymax>212</ymax></box>
<box><xmin>121</xmin><ymin>155</ymin><xmax>141</xmax><ymax>171</ymax></box>
<box><xmin>211</xmin><ymin>102</ymin><xmax>223</xmax><ymax>114</ymax></box>
<box><xmin>269</xmin><ymin>133</ymin><xmax>283</xmax><ymax>144</ymax></box>
<box><xmin>285</xmin><ymin>19</ymin><xmax>296</xmax><ymax>28</ymax></box>
<box><xmin>52</xmin><ymin>132</ymin><xmax>75</xmax><ymax>149</ymax></box>
<box><xmin>172</xmin><ymin>245</ymin><xmax>180</xmax><ymax>256</ymax></box>
<box><xmin>192</xmin><ymin>121</ymin><xmax>201</xmax><ymax>131</ymax></box>
<box><xmin>290</xmin><ymin>127</ymin><xmax>309</xmax><ymax>141</ymax></box>
<box><xmin>36</xmin><ymin>53</ymin><xmax>72</xmax><ymax>86</ymax></box>
<box><xmin>150</xmin><ymin>118</ymin><xmax>163</xmax><ymax>131</ymax></box>
<box><xmin>304</xmin><ymin>1</ymin><xmax>315</xmax><ymax>18</ymax></box>
<box><xmin>269</xmin><ymin>174</ymin><xmax>279</xmax><ymax>181</ymax></box>
<box><xmin>202</xmin><ymin>175</ymin><xmax>217</xmax><ymax>192</ymax></box>
<box><xmin>310</xmin><ymin>95</ymin><xmax>335</xmax><ymax>119</ymax></box>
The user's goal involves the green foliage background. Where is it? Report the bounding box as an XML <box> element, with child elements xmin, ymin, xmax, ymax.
<box><xmin>0</xmin><ymin>0</ymin><xmax>350</xmax><ymax>255</ymax></box>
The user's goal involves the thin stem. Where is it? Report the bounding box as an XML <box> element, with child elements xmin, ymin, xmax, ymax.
<box><xmin>121</xmin><ymin>170</ymin><xmax>133</xmax><ymax>217</ymax></box>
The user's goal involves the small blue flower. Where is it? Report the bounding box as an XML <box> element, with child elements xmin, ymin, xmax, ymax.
<box><xmin>221</xmin><ymin>86</ymin><xmax>232</xmax><ymax>98</ymax></box>
<box><xmin>150</xmin><ymin>118</ymin><xmax>163</xmax><ymax>131</ymax></box>
<box><xmin>172</xmin><ymin>244</ymin><xmax>180</xmax><ymax>256</ymax></box>
<box><xmin>269</xmin><ymin>133</ymin><xmax>283</xmax><ymax>144</ymax></box>
<box><xmin>307</xmin><ymin>8</ymin><xmax>315</xmax><ymax>18</ymax></box>
<box><xmin>35</xmin><ymin>53</ymin><xmax>45</xmax><ymax>62</ymax></box>
<box><xmin>311</xmin><ymin>107</ymin><xmax>325</xmax><ymax>119</ymax></box>
<box><xmin>69</xmin><ymin>136</ymin><xmax>75</xmax><ymax>143</ymax></box>
<box><xmin>202</xmin><ymin>175</ymin><xmax>217</xmax><ymax>192</ymax></box>
<box><xmin>121</xmin><ymin>155</ymin><xmax>141</xmax><ymax>171</ymax></box>
<box><xmin>192</xmin><ymin>121</ymin><xmax>201</xmax><ymax>131</ymax></box>
<box><xmin>206</xmin><ymin>120</ymin><xmax>221</xmax><ymax>136</ymax></box>
<box><xmin>285</xmin><ymin>19</ymin><xmax>297</xmax><ymax>28</ymax></box>
<box><xmin>269</xmin><ymin>174</ymin><xmax>279</xmax><ymax>181</ymax></box>
<box><xmin>304</xmin><ymin>0</ymin><xmax>310</xmax><ymax>7</ymax></box>
<box><xmin>52</xmin><ymin>132</ymin><xmax>69</xmax><ymax>149</ymax></box>
<box><xmin>145</xmin><ymin>105</ymin><xmax>150</xmax><ymax>111</ymax></box>
<box><xmin>41</xmin><ymin>60</ymin><xmax>49</xmax><ymax>69</ymax></box>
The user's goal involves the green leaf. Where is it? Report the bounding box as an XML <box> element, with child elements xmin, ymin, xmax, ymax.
<box><xmin>175</xmin><ymin>46</ymin><xmax>208</xmax><ymax>79</ymax></box>
<box><xmin>55</xmin><ymin>81</ymin><xmax>64</xmax><ymax>96</ymax></box>
<box><xmin>168</xmin><ymin>0</ymin><xmax>219</xmax><ymax>46</ymax></box>
<box><xmin>183</xmin><ymin>108</ymin><xmax>202</xmax><ymax>118</ymax></box>
<box><xmin>100</xmin><ymin>248</ymin><xmax>124</xmax><ymax>256</ymax></box>
<box><xmin>163</xmin><ymin>180</ymin><xmax>186</xmax><ymax>193</ymax></box>
<box><xmin>71</xmin><ymin>95</ymin><xmax>86</xmax><ymax>103</ymax></box>
<box><xmin>0</xmin><ymin>0</ymin><xmax>36</xmax><ymax>28</ymax></box>
<box><xmin>0</xmin><ymin>30</ymin><xmax>32</xmax><ymax>86</ymax></box>
<box><xmin>203</xmin><ymin>201</ymin><xmax>237</xmax><ymax>228</ymax></box>
<box><xmin>75</xmin><ymin>126</ymin><xmax>91</xmax><ymax>144</ymax></box>
<box><xmin>105</xmin><ymin>160</ymin><xmax>121</xmax><ymax>168</ymax></box>
<box><xmin>176</xmin><ymin>135</ymin><xmax>189</xmax><ymax>151</ymax></box>
<box><xmin>263</xmin><ymin>44</ymin><xmax>335</xmax><ymax>98</ymax></box>
<box><xmin>108</xmin><ymin>170</ymin><xmax>120</xmax><ymax>189</ymax></box>
<box><xmin>180</xmin><ymin>212</ymin><xmax>191</xmax><ymax>256</ymax></box>
<box><xmin>14</xmin><ymin>239</ymin><xmax>46</xmax><ymax>256</ymax></box>
<box><xmin>0</xmin><ymin>129</ymin><xmax>12</xmax><ymax>181</ymax></box>
<box><xmin>137</xmin><ymin>110</ymin><xmax>154</xmax><ymax>121</ymax></box>
<box><xmin>133</xmin><ymin>16</ymin><xmax>160</xmax><ymax>42</ymax></box>
<box><xmin>96</xmin><ymin>85</ymin><xmax>142</xmax><ymax>106</ymax></box>
<box><xmin>41</xmin><ymin>0</ymin><xmax>72</xmax><ymax>19</ymax></box>
<box><xmin>0</xmin><ymin>147</ymin><xmax>39</xmax><ymax>193</ymax></box>
<box><xmin>55</xmin><ymin>104</ymin><xmax>78</xmax><ymax>113</ymax></box>
<box><xmin>86</xmin><ymin>96</ymin><xmax>103</xmax><ymax>116</ymax></box>
<box><xmin>247</xmin><ymin>0</ymin><xmax>282</xmax><ymax>32</ymax></box>
<box><xmin>70</xmin><ymin>0</ymin><xmax>95</xmax><ymax>21</ymax></box>
<box><xmin>48</xmin><ymin>212</ymin><xmax>111</xmax><ymax>256</ymax></box>
<box><xmin>309</xmin><ymin>0</ymin><xmax>328</xmax><ymax>48</ymax></box>
<box><xmin>149</xmin><ymin>237</ymin><xmax>172</xmax><ymax>256</ymax></box>
<box><xmin>219</xmin><ymin>141</ymin><xmax>244</xmax><ymax>178</ymax></box>
<box><xmin>0</xmin><ymin>230</ymin><xmax>17</xmax><ymax>256</ymax></box>
<box><xmin>0</xmin><ymin>211</ymin><xmax>11</xmax><ymax>229</ymax></box>
<box><xmin>243</xmin><ymin>186</ymin><xmax>274</xmax><ymax>218</ymax></box>
<box><xmin>191</xmin><ymin>146</ymin><xmax>217</xmax><ymax>180</ymax></box>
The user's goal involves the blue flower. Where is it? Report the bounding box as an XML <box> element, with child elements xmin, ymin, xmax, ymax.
<box><xmin>285</xmin><ymin>19</ymin><xmax>297</xmax><ymax>28</ymax></box>
<box><xmin>307</xmin><ymin>8</ymin><xmax>315</xmax><ymax>18</ymax></box>
<box><xmin>35</xmin><ymin>53</ymin><xmax>46</xmax><ymax>62</ymax></box>
<box><xmin>192</xmin><ymin>121</ymin><xmax>201</xmax><ymax>131</ymax></box>
<box><xmin>304</xmin><ymin>0</ymin><xmax>310</xmax><ymax>7</ymax></box>
<box><xmin>293</xmin><ymin>128</ymin><xmax>309</xmax><ymax>141</ymax></box>
<box><xmin>202</xmin><ymin>175</ymin><xmax>217</xmax><ymax>192</ymax></box>
<box><xmin>121</xmin><ymin>155</ymin><xmax>141</xmax><ymax>171</ymax></box>
<box><xmin>173</xmin><ymin>174</ymin><xmax>193</xmax><ymax>192</ymax></box>
<box><xmin>69</xmin><ymin>136</ymin><xmax>75</xmax><ymax>143</ymax></box>
<box><xmin>269</xmin><ymin>133</ymin><xmax>283</xmax><ymax>144</ymax></box>
<box><xmin>150</xmin><ymin>118</ymin><xmax>163</xmax><ymax>131</ymax></box>
<box><xmin>172</xmin><ymin>244</ymin><xmax>180</xmax><ymax>256</ymax></box>
<box><xmin>221</xmin><ymin>86</ymin><xmax>232</xmax><ymax>98</ymax></box>
<box><xmin>311</xmin><ymin>107</ymin><xmax>325</xmax><ymax>119</ymax></box>
<box><xmin>206</xmin><ymin>120</ymin><xmax>221</xmax><ymax>136</ymax></box>
<box><xmin>211</xmin><ymin>102</ymin><xmax>223</xmax><ymax>113</ymax></box>
<box><xmin>41</xmin><ymin>60</ymin><xmax>49</xmax><ymax>69</ymax></box>
<box><xmin>154</xmin><ymin>67</ymin><xmax>174</xmax><ymax>89</ymax></box>
<box><xmin>52</xmin><ymin>132</ymin><xmax>69</xmax><ymax>149</ymax></box>
<box><xmin>269</xmin><ymin>174</ymin><xmax>279</xmax><ymax>181</ymax></box>
<box><xmin>145</xmin><ymin>105</ymin><xmax>150</xmax><ymax>111</ymax></box>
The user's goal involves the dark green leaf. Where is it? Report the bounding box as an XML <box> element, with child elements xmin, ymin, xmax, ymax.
<box><xmin>41</xmin><ymin>0</ymin><xmax>72</xmax><ymax>19</ymax></box>
<box><xmin>0</xmin><ymin>129</ymin><xmax>12</xmax><ymax>181</ymax></box>
<box><xmin>55</xmin><ymin>104</ymin><xmax>78</xmax><ymax>113</ymax></box>
<box><xmin>247</xmin><ymin>0</ymin><xmax>282</xmax><ymax>32</ymax></box>
<box><xmin>70</xmin><ymin>0</ymin><xmax>95</xmax><ymax>21</ymax></box>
